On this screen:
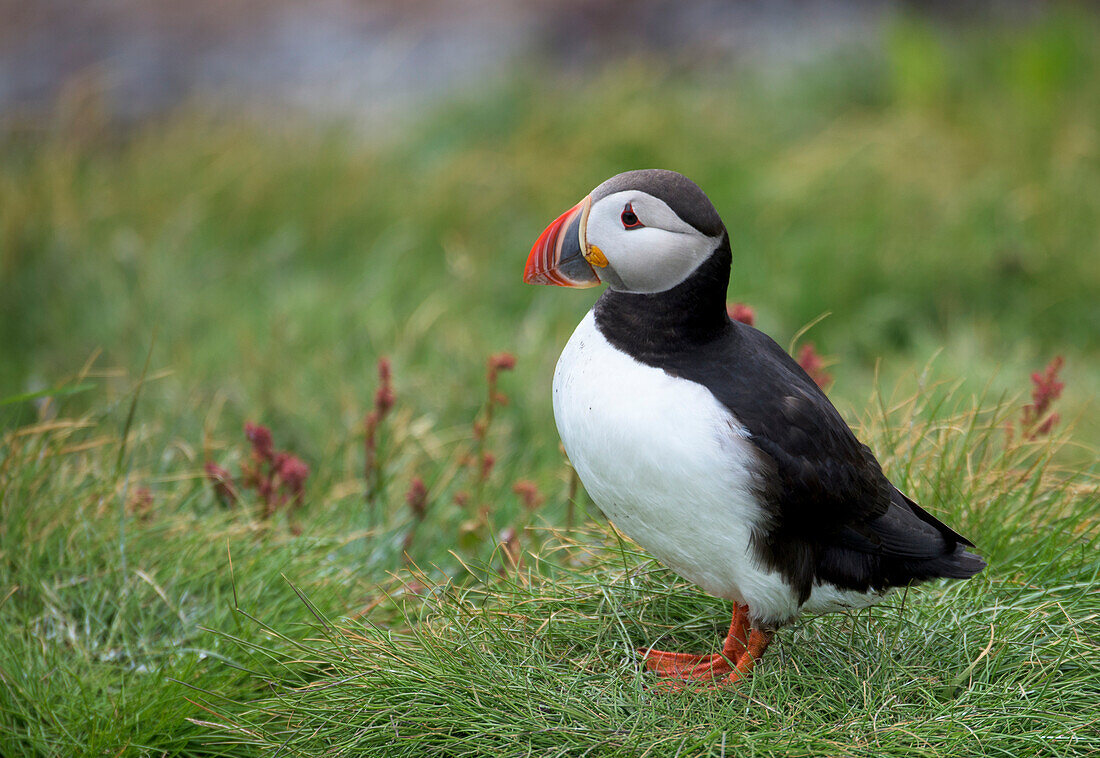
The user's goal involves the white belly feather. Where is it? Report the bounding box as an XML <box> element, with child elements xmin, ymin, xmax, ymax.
<box><xmin>553</xmin><ymin>311</ymin><xmax>880</xmax><ymax>626</ymax></box>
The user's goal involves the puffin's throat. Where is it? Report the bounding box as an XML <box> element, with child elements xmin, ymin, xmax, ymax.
<box><xmin>593</xmin><ymin>235</ymin><xmax>733</xmax><ymax>361</ymax></box>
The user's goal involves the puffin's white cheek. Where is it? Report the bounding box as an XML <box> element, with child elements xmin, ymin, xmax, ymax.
<box><xmin>611</xmin><ymin>233</ymin><xmax>704</xmax><ymax>294</ymax></box>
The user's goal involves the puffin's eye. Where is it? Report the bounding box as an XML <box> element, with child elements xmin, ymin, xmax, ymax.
<box><xmin>621</xmin><ymin>204</ymin><xmax>643</xmax><ymax>229</ymax></box>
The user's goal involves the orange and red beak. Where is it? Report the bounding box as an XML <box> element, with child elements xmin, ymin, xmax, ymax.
<box><xmin>524</xmin><ymin>196</ymin><xmax>602</xmax><ymax>288</ymax></box>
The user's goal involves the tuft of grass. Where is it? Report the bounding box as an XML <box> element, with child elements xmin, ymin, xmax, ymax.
<box><xmin>0</xmin><ymin>407</ymin><xmax>380</xmax><ymax>756</ymax></box>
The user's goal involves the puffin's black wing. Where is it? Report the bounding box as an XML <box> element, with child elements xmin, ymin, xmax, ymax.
<box><xmin>671</xmin><ymin>321</ymin><xmax>985</xmax><ymax>601</ymax></box>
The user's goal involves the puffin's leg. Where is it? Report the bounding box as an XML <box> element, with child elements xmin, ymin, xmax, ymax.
<box><xmin>640</xmin><ymin>604</ymin><xmax>750</xmax><ymax>678</ymax></box>
<box><xmin>679</xmin><ymin>604</ymin><xmax>753</xmax><ymax>679</ymax></box>
<box><xmin>724</xmin><ymin>628</ymin><xmax>773</xmax><ymax>684</ymax></box>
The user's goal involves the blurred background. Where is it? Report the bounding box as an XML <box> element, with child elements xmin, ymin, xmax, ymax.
<box><xmin>1</xmin><ymin>0</ymin><xmax>1097</xmax><ymax>449</ymax></box>
<box><xmin>0</xmin><ymin>2</ymin><xmax>1068</xmax><ymax>125</ymax></box>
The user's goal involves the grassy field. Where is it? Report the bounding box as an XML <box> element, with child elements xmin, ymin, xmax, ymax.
<box><xmin>2</xmin><ymin>11</ymin><xmax>1099</xmax><ymax>757</ymax></box>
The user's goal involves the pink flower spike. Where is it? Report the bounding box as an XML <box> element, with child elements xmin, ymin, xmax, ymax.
<box><xmin>797</xmin><ymin>343</ymin><xmax>832</xmax><ymax>389</ymax></box>
<box><xmin>244</xmin><ymin>422</ymin><xmax>275</xmax><ymax>462</ymax></box>
<box><xmin>129</xmin><ymin>486</ymin><xmax>154</xmax><ymax>519</ymax></box>
<box><xmin>1030</xmin><ymin>356</ymin><xmax>1065</xmax><ymax>416</ymax></box>
<box><xmin>479</xmin><ymin>451</ymin><xmax>496</xmax><ymax>482</ymax></box>
<box><xmin>204</xmin><ymin>461</ymin><xmax>231</xmax><ymax>481</ymax></box>
<box><xmin>472</xmin><ymin>419</ymin><xmax>487</xmax><ymax>441</ymax></box>
<box><xmin>276</xmin><ymin>454</ymin><xmax>310</xmax><ymax>495</ymax></box>
<box><xmin>1022</xmin><ymin>356</ymin><xmax>1065</xmax><ymax>437</ymax></box>
<box><xmin>373</xmin><ymin>357</ymin><xmax>396</xmax><ymax>417</ymax></box>
<box><xmin>1035</xmin><ymin>413</ymin><xmax>1061</xmax><ymax>437</ymax></box>
<box><xmin>512</xmin><ymin>479</ymin><xmax>544</xmax><ymax>510</ymax></box>
<box><xmin>406</xmin><ymin>476</ymin><xmax>428</xmax><ymax>520</ymax></box>
<box><xmin>489</xmin><ymin>353</ymin><xmax>517</xmax><ymax>372</ymax></box>
<box><xmin>727</xmin><ymin>302</ymin><xmax>755</xmax><ymax>326</ymax></box>
<box><xmin>374</xmin><ymin>385</ymin><xmax>396</xmax><ymax>416</ymax></box>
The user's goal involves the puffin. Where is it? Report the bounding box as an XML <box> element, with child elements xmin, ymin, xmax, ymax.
<box><xmin>524</xmin><ymin>169</ymin><xmax>986</xmax><ymax>685</ymax></box>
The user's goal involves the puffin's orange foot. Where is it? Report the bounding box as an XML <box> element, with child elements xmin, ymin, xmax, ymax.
<box><xmin>639</xmin><ymin>603</ymin><xmax>748</xmax><ymax>680</ymax></box>
<box><xmin>638</xmin><ymin>648</ymin><xmax>734</xmax><ymax>679</ymax></box>
<box><xmin>638</xmin><ymin>605</ymin><xmax>771</xmax><ymax>688</ymax></box>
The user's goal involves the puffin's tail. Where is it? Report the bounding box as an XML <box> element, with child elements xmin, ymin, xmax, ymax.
<box><xmin>818</xmin><ymin>489</ymin><xmax>987</xmax><ymax>591</ymax></box>
<box><xmin>916</xmin><ymin>543</ymin><xmax>986</xmax><ymax>579</ymax></box>
<box><xmin>893</xmin><ymin>490</ymin><xmax>987</xmax><ymax>581</ymax></box>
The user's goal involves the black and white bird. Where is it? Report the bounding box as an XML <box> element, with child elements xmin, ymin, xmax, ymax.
<box><xmin>524</xmin><ymin>169</ymin><xmax>985</xmax><ymax>684</ymax></box>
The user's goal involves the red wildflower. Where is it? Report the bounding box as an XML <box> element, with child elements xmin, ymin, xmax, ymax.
<box><xmin>464</xmin><ymin>352</ymin><xmax>517</xmax><ymax>498</ymax></box>
<box><xmin>364</xmin><ymin>410</ymin><xmax>380</xmax><ymax>447</ymax></box>
<box><xmin>129</xmin><ymin>486</ymin><xmax>154</xmax><ymax>520</ymax></box>
<box><xmin>1031</xmin><ymin>356</ymin><xmax>1065</xmax><ymax>413</ymax></box>
<box><xmin>797</xmin><ymin>343</ymin><xmax>832</xmax><ymax>389</ymax></box>
<box><xmin>406</xmin><ymin>476</ymin><xmax>428</xmax><ymax>520</ymax></box>
<box><xmin>365</xmin><ymin>356</ymin><xmax>397</xmax><ymax>500</ymax></box>
<box><xmin>374</xmin><ymin>386</ymin><xmax>396</xmax><ymax>416</ymax></box>
<box><xmin>479</xmin><ymin>451</ymin><xmax>496</xmax><ymax>482</ymax></box>
<box><xmin>727</xmin><ymin>302</ymin><xmax>755</xmax><ymax>326</ymax></box>
<box><xmin>374</xmin><ymin>357</ymin><xmax>395</xmax><ymax>416</ymax></box>
<box><xmin>401</xmin><ymin>477</ymin><xmax>429</xmax><ymax>556</ymax></box>
<box><xmin>489</xmin><ymin>352</ymin><xmax>517</xmax><ymax>373</ymax></box>
<box><xmin>244</xmin><ymin>422</ymin><xmax>275</xmax><ymax>462</ymax></box>
<box><xmin>1022</xmin><ymin>356</ymin><xmax>1065</xmax><ymax>437</ymax></box>
<box><xmin>453</xmin><ymin>490</ymin><xmax>469</xmax><ymax>507</ymax></box>
<box><xmin>512</xmin><ymin>479</ymin><xmax>545</xmax><ymax>511</ymax></box>
<box><xmin>275</xmin><ymin>453</ymin><xmax>310</xmax><ymax>502</ymax></box>
<box><xmin>486</xmin><ymin>353</ymin><xmax>517</xmax><ymax>406</ymax></box>
<box><xmin>1035</xmin><ymin>415</ymin><xmax>1061</xmax><ymax>437</ymax></box>
<box><xmin>472</xmin><ymin>420</ymin><xmax>487</xmax><ymax>442</ymax></box>
<box><xmin>209</xmin><ymin>425</ymin><xmax>308</xmax><ymax>517</ymax></box>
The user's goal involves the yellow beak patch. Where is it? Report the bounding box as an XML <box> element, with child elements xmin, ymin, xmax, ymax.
<box><xmin>585</xmin><ymin>245</ymin><xmax>608</xmax><ymax>268</ymax></box>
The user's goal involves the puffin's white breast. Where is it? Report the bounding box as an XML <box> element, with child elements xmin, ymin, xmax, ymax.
<box><xmin>552</xmin><ymin>311</ymin><xmax>803</xmax><ymax>623</ymax></box>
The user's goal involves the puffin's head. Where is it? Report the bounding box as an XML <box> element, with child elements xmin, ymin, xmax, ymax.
<box><xmin>524</xmin><ymin>169</ymin><xmax>726</xmax><ymax>294</ymax></box>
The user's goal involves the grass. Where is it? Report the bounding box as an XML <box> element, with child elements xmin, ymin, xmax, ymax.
<box><xmin>1</xmin><ymin>9</ymin><xmax>1099</xmax><ymax>757</ymax></box>
<box><xmin>203</xmin><ymin>382</ymin><xmax>1098</xmax><ymax>757</ymax></box>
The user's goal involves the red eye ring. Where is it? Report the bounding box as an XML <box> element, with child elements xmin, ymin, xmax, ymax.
<box><xmin>621</xmin><ymin>203</ymin><xmax>643</xmax><ymax>229</ymax></box>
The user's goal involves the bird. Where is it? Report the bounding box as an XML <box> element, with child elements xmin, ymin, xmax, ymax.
<box><xmin>523</xmin><ymin>169</ymin><xmax>986</xmax><ymax>685</ymax></box>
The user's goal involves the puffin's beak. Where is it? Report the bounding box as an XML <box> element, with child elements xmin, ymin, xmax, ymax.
<box><xmin>524</xmin><ymin>196</ymin><xmax>601</xmax><ymax>288</ymax></box>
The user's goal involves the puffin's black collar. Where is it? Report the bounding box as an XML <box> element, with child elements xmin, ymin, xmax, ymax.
<box><xmin>593</xmin><ymin>234</ymin><xmax>733</xmax><ymax>361</ymax></box>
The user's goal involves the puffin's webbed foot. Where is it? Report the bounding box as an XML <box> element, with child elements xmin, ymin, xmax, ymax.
<box><xmin>638</xmin><ymin>649</ymin><xmax>735</xmax><ymax>679</ymax></box>
<box><xmin>639</xmin><ymin>604</ymin><xmax>772</xmax><ymax>686</ymax></box>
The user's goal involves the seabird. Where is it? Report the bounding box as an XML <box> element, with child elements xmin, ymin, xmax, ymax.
<box><xmin>524</xmin><ymin>169</ymin><xmax>985</xmax><ymax>684</ymax></box>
